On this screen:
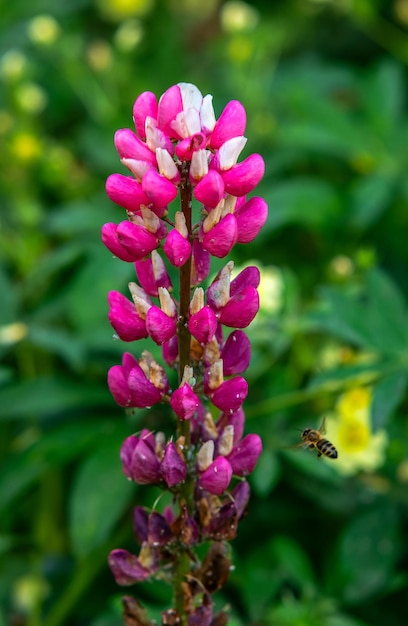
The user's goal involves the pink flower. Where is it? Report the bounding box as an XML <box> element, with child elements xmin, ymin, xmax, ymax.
<box><xmin>161</xmin><ymin>442</ymin><xmax>187</xmax><ymax>487</ymax></box>
<box><xmin>226</xmin><ymin>433</ymin><xmax>262</xmax><ymax>476</ymax></box>
<box><xmin>199</xmin><ymin>456</ymin><xmax>232</xmax><ymax>495</ymax></box>
<box><xmin>107</xmin><ymin>352</ymin><xmax>168</xmax><ymax>408</ymax></box>
<box><xmin>107</xmin><ymin>291</ymin><xmax>148</xmax><ymax>342</ymax></box>
<box><xmin>170</xmin><ymin>383</ymin><xmax>200</xmax><ymax>420</ymax></box>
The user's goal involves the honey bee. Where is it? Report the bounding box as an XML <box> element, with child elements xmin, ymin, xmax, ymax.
<box><xmin>300</xmin><ymin>419</ymin><xmax>338</xmax><ymax>459</ymax></box>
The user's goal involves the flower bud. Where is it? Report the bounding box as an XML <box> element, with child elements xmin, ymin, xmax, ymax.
<box><xmin>130</xmin><ymin>437</ymin><xmax>162</xmax><ymax>484</ymax></box>
<box><xmin>170</xmin><ymin>383</ymin><xmax>200</xmax><ymax>420</ymax></box>
<box><xmin>108</xmin><ymin>549</ymin><xmax>153</xmax><ymax>585</ymax></box>
<box><xmin>191</xmin><ymin>240</ymin><xmax>211</xmax><ymax>285</ymax></box>
<box><xmin>188</xmin><ymin>305</ymin><xmax>218</xmax><ymax>344</ymax></box>
<box><xmin>193</xmin><ymin>170</ymin><xmax>225</xmax><ymax>208</ymax></box>
<box><xmin>209</xmin><ymin>100</ymin><xmax>247</xmax><ymax>149</ymax></box>
<box><xmin>161</xmin><ymin>442</ymin><xmax>187</xmax><ymax>487</ymax></box>
<box><xmin>235</xmin><ymin>196</ymin><xmax>268</xmax><ymax>243</ymax></box>
<box><xmin>106</xmin><ymin>173</ymin><xmax>150</xmax><ymax>211</ymax></box>
<box><xmin>107</xmin><ymin>290</ymin><xmax>148</xmax><ymax>342</ymax></box>
<box><xmin>148</xmin><ymin>511</ymin><xmax>173</xmax><ymax>545</ymax></box>
<box><xmin>133</xmin><ymin>506</ymin><xmax>149</xmax><ymax>543</ymax></box>
<box><xmin>227</xmin><ymin>433</ymin><xmax>262</xmax><ymax>476</ymax></box>
<box><xmin>142</xmin><ymin>168</ymin><xmax>178</xmax><ymax>207</ymax></box>
<box><xmin>208</xmin><ymin>376</ymin><xmax>248</xmax><ymax>412</ymax></box>
<box><xmin>202</xmin><ymin>213</ymin><xmax>238</xmax><ymax>258</ymax></box>
<box><xmin>199</xmin><ymin>456</ymin><xmax>232</xmax><ymax>495</ymax></box>
<box><xmin>114</xmin><ymin>129</ymin><xmax>157</xmax><ymax>164</ymax></box>
<box><xmin>132</xmin><ymin>91</ymin><xmax>158</xmax><ymax>139</ymax></box>
<box><xmin>163</xmin><ymin>228</ymin><xmax>192</xmax><ymax>267</ymax></box>
<box><xmin>221</xmin><ymin>330</ymin><xmax>251</xmax><ymax>375</ymax></box>
<box><xmin>134</xmin><ymin>250</ymin><xmax>172</xmax><ymax>297</ymax></box>
<box><xmin>222</xmin><ymin>153</ymin><xmax>265</xmax><ymax>196</ymax></box>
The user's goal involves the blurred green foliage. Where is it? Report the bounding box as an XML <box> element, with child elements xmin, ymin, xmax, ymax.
<box><xmin>2</xmin><ymin>0</ymin><xmax>408</xmax><ymax>624</ymax></box>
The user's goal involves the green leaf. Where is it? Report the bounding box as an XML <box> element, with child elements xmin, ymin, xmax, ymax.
<box><xmin>307</xmin><ymin>361</ymin><xmax>382</xmax><ymax>392</ymax></box>
<box><xmin>349</xmin><ymin>173</ymin><xmax>396</xmax><ymax>230</ymax></box>
<box><xmin>261</xmin><ymin>177</ymin><xmax>341</xmax><ymax>233</ymax></box>
<box><xmin>0</xmin><ymin>377</ymin><xmax>112</xmax><ymax>421</ymax></box>
<box><xmin>0</xmin><ymin>420</ymin><xmax>111</xmax><ymax>508</ymax></box>
<box><xmin>335</xmin><ymin>504</ymin><xmax>400</xmax><ymax>603</ymax></box>
<box><xmin>371</xmin><ymin>371</ymin><xmax>407</xmax><ymax>432</ymax></box>
<box><xmin>309</xmin><ymin>269</ymin><xmax>408</xmax><ymax>354</ymax></box>
<box><xmin>69</xmin><ymin>432</ymin><xmax>135</xmax><ymax>558</ymax></box>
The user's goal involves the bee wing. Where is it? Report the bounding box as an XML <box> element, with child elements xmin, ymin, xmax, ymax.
<box><xmin>318</xmin><ymin>416</ymin><xmax>327</xmax><ymax>435</ymax></box>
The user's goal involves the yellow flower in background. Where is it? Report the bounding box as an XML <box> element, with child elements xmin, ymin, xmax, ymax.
<box><xmin>10</xmin><ymin>132</ymin><xmax>42</xmax><ymax>163</ymax></box>
<box><xmin>27</xmin><ymin>15</ymin><xmax>60</xmax><ymax>45</ymax></box>
<box><xmin>324</xmin><ymin>387</ymin><xmax>388</xmax><ymax>476</ymax></box>
<box><xmin>96</xmin><ymin>0</ymin><xmax>154</xmax><ymax>22</ymax></box>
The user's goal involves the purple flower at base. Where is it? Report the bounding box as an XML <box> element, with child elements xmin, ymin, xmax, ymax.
<box><xmin>147</xmin><ymin>511</ymin><xmax>173</xmax><ymax>545</ymax></box>
<box><xmin>199</xmin><ymin>456</ymin><xmax>233</xmax><ymax>495</ymax></box>
<box><xmin>216</xmin><ymin>407</ymin><xmax>245</xmax><ymax>444</ymax></box>
<box><xmin>108</xmin><ymin>549</ymin><xmax>155</xmax><ymax>585</ymax></box>
<box><xmin>161</xmin><ymin>442</ymin><xmax>187</xmax><ymax>487</ymax></box>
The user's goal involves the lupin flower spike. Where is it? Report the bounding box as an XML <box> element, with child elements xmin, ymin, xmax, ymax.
<box><xmin>103</xmin><ymin>83</ymin><xmax>267</xmax><ymax>625</ymax></box>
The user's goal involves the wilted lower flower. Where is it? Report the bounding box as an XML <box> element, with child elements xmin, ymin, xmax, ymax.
<box><xmin>324</xmin><ymin>387</ymin><xmax>388</xmax><ymax>475</ymax></box>
<box><xmin>103</xmin><ymin>82</ymin><xmax>266</xmax><ymax>624</ymax></box>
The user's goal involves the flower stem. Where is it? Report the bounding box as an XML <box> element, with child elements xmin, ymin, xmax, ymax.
<box><xmin>174</xmin><ymin>164</ymin><xmax>194</xmax><ymax>625</ymax></box>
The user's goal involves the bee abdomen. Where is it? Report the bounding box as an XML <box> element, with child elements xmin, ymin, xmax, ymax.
<box><xmin>317</xmin><ymin>438</ymin><xmax>338</xmax><ymax>459</ymax></box>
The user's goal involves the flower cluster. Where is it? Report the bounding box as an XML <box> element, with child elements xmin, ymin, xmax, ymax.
<box><xmin>103</xmin><ymin>83</ymin><xmax>267</xmax><ymax>625</ymax></box>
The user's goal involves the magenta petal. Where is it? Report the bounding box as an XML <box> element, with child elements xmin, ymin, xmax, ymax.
<box><xmin>227</xmin><ymin>433</ymin><xmax>262</xmax><ymax>476</ymax></box>
<box><xmin>188</xmin><ymin>306</ymin><xmax>218</xmax><ymax>344</ymax></box>
<box><xmin>133</xmin><ymin>91</ymin><xmax>158</xmax><ymax>139</ymax></box>
<box><xmin>163</xmin><ymin>229</ymin><xmax>192</xmax><ymax>267</ymax></box>
<box><xmin>108</xmin><ymin>549</ymin><xmax>151</xmax><ymax>585</ymax></box>
<box><xmin>127</xmin><ymin>366</ymin><xmax>162</xmax><ymax>407</ymax></box>
<box><xmin>210</xmin><ymin>377</ymin><xmax>248</xmax><ymax>412</ymax></box>
<box><xmin>170</xmin><ymin>383</ymin><xmax>200</xmax><ymax>420</ymax></box>
<box><xmin>222</xmin><ymin>153</ymin><xmax>265</xmax><ymax>196</ymax></box>
<box><xmin>199</xmin><ymin>457</ymin><xmax>232</xmax><ymax>495</ymax></box>
<box><xmin>102</xmin><ymin>223</ymin><xmax>138</xmax><ymax>262</ymax></box>
<box><xmin>116</xmin><ymin>221</ymin><xmax>159</xmax><ymax>259</ymax></box>
<box><xmin>230</xmin><ymin>266</ymin><xmax>261</xmax><ymax>293</ymax></box>
<box><xmin>176</xmin><ymin>133</ymin><xmax>207</xmax><ymax>160</ymax></box>
<box><xmin>161</xmin><ymin>442</ymin><xmax>187</xmax><ymax>487</ymax></box>
<box><xmin>148</xmin><ymin>511</ymin><xmax>173</xmax><ymax>545</ymax></box>
<box><xmin>107</xmin><ymin>364</ymin><xmax>132</xmax><ymax>407</ymax></box>
<box><xmin>121</xmin><ymin>352</ymin><xmax>139</xmax><ymax>377</ymax></box>
<box><xmin>142</xmin><ymin>168</ymin><xmax>178</xmax><ymax>206</ymax></box>
<box><xmin>158</xmin><ymin>84</ymin><xmax>183</xmax><ymax>138</ymax></box>
<box><xmin>114</xmin><ymin>129</ymin><xmax>157</xmax><ymax>164</ymax></box>
<box><xmin>202</xmin><ymin>214</ymin><xmax>238</xmax><ymax>258</ymax></box>
<box><xmin>209</xmin><ymin>100</ymin><xmax>247</xmax><ymax>149</ymax></box>
<box><xmin>106</xmin><ymin>174</ymin><xmax>150</xmax><ymax>211</ymax></box>
<box><xmin>191</xmin><ymin>240</ymin><xmax>211</xmax><ymax>286</ymax></box>
<box><xmin>219</xmin><ymin>286</ymin><xmax>259</xmax><ymax>328</ymax></box>
<box><xmin>135</xmin><ymin>255</ymin><xmax>172</xmax><ymax>297</ymax></box>
<box><xmin>108</xmin><ymin>291</ymin><xmax>148</xmax><ymax>341</ymax></box>
<box><xmin>235</xmin><ymin>196</ymin><xmax>268</xmax><ymax>243</ymax></box>
<box><xmin>133</xmin><ymin>506</ymin><xmax>149</xmax><ymax>543</ymax></box>
<box><xmin>120</xmin><ymin>435</ymin><xmax>139</xmax><ymax>478</ymax></box>
<box><xmin>217</xmin><ymin>407</ymin><xmax>245</xmax><ymax>444</ymax></box>
<box><xmin>232</xmin><ymin>480</ymin><xmax>251</xmax><ymax>518</ymax></box>
<box><xmin>131</xmin><ymin>439</ymin><xmax>161</xmax><ymax>484</ymax></box>
<box><xmin>193</xmin><ymin>170</ymin><xmax>225</xmax><ymax>208</ymax></box>
<box><xmin>221</xmin><ymin>330</ymin><xmax>251</xmax><ymax>375</ymax></box>
<box><xmin>162</xmin><ymin>335</ymin><xmax>179</xmax><ymax>367</ymax></box>
<box><xmin>146</xmin><ymin>306</ymin><xmax>177</xmax><ymax>345</ymax></box>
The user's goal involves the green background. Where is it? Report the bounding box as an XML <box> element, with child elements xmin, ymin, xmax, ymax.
<box><xmin>1</xmin><ymin>0</ymin><xmax>408</xmax><ymax>624</ymax></box>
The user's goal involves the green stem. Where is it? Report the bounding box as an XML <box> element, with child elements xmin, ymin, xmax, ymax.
<box><xmin>174</xmin><ymin>164</ymin><xmax>194</xmax><ymax>625</ymax></box>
